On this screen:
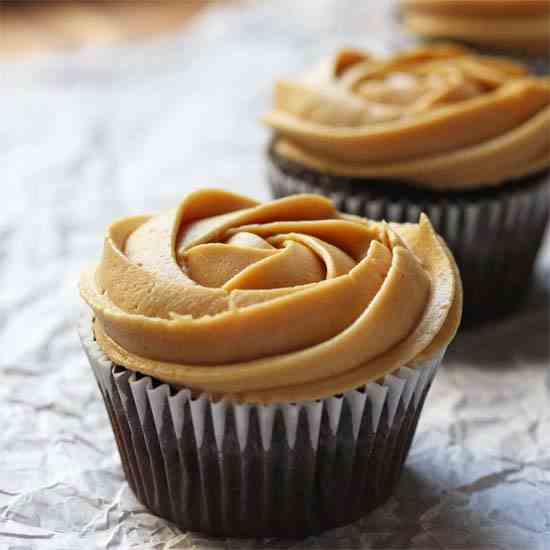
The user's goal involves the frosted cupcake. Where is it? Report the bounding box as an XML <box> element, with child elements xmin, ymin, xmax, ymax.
<box><xmin>264</xmin><ymin>44</ymin><xmax>550</xmax><ymax>321</ymax></box>
<box><xmin>400</xmin><ymin>0</ymin><xmax>550</xmax><ymax>74</ymax></box>
<box><xmin>79</xmin><ymin>189</ymin><xmax>462</xmax><ymax>537</ymax></box>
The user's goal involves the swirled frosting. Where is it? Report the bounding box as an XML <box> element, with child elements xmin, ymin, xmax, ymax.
<box><xmin>401</xmin><ymin>1</ymin><xmax>550</xmax><ymax>56</ymax></box>
<box><xmin>80</xmin><ymin>189</ymin><xmax>462</xmax><ymax>403</ymax></box>
<box><xmin>264</xmin><ymin>44</ymin><xmax>550</xmax><ymax>190</ymax></box>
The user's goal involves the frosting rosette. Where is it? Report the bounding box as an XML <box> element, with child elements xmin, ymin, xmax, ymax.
<box><xmin>264</xmin><ymin>44</ymin><xmax>550</xmax><ymax>190</ymax></box>
<box><xmin>80</xmin><ymin>189</ymin><xmax>462</xmax><ymax>403</ymax></box>
<box><xmin>401</xmin><ymin>0</ymin><xmax>550</xmax><ymax>57</ymax></box>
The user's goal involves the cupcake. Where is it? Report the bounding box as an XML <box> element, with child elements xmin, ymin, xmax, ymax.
<box><xmin>400</xmin><ymin>0</ymin><xmax>550</xmax><ymax>74</ymax></box>
<box><xmin>263</xmin><ymin>44</ymin><xmax>550</xmax><ymax>321</ymax></box>
<box><xmin>79</xmin><ymin>189</ymin><xmax>462</xmax><ymax>537</ymax></box>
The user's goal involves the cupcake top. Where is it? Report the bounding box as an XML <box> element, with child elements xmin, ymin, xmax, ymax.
<box><xmin>401</xmin><ymin>1</ymin><xmax>550</xmax><ymax>57</ymax></box>
<box><xmin>80</xmin><ymin>189</ymin><xmax>462</xmax><ymax>404</ymax></box>
<box><xmin>264</xmin><ymin>44</ymin><xmax>550</xmax><ymax>191</ymax></box>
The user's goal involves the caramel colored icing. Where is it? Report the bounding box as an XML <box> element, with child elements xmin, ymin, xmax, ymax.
<box><xmin>401</xmin><ymin>1</ymin><xmax>550</xmax><ymax>56</ymax></box>
<box><xmin>80</xmin><ymin>190</ymin><xmax>462</xmax><ymax>404</ymax></box>
<box><xmin>264</xmin><ymin>44</ymin><xmax>550</xmax><ymax>190</ymax></box>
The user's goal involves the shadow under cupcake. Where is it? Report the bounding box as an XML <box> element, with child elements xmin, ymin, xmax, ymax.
<box><xmin>264</xmin><ymin>44</ymin><xmax>550</xmax><ymax>323</ymax></box>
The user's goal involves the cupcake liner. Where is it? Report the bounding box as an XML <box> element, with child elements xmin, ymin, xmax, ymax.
<box><xmin>79</xmin><ymin>317</ymin><xmax>443</xmax><ymax>538</ymax></box>
<box><xmin>267</xmin><ymin>150</ymin><xmax>550</xmax><ymax>322</ymax></box>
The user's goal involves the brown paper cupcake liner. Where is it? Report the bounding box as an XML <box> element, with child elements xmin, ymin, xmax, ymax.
<box><xmin>267</xmin><ymin>148</ymin><xmax>550</xmax><ymax>323</ymax></box>
<box><xmin>79</xmin><ymin>317</ymin><xmax>443</xmax><ymax>538</ymax></box>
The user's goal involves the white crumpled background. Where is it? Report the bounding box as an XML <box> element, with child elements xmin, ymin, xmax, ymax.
<box><xmin>1</xmin><ymin>1</ymin><xmax>549</xmax><ymax>548</ymax></box>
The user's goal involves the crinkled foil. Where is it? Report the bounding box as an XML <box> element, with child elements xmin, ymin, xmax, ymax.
<box><xmin>1</xmin><ymin>0</ymin><xmax>549</xmax><ymax>548</ymax></box>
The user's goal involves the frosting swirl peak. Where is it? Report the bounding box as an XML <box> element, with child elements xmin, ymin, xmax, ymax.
<box><xmin>264</xmin><ymin>45</ymin><xmax>550</xmax><ymax>190</ymax></box>
<box><xmin>80</xmin><ymin>190</ymin><xmax>462</xmax><ymax>403</ymax></box>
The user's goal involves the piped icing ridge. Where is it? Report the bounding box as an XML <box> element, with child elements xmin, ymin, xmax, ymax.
<box><xmin>401</xmin><ymin>1</ymin><xmax>550</xmax><ymax>56</ymax></box>
<box><xmin>264</xmin><ymin>44</ymin><xmax>550</xmax><ymax>190</ymax></box>
<box><xmin>80</xmin><ymin>189</ymin><xmax>462</xmax><ymax>403</ymax></box>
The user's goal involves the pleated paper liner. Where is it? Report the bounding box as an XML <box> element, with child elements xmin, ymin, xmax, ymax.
<box><xmin>267</xmin><ymin>145</ymin><xmax>550</xmax><ymax>324</ymax></box>
<box><xmin>79</xmin><ymin>317</ymin><xmax>444</xmax><ymax>538</ymax></box>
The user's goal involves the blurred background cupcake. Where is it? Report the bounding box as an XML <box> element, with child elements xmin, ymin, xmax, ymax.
<box><xmin>399</xmin><ymin>0</ymin><xmax>550</xmax><ymax>74</ymax></box>
<box><xmin>264</xmin><ymin>44</ymin><xmax>550</xmax><ymax>322</ymax></box>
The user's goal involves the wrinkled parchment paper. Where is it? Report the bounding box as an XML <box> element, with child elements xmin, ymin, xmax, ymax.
<box><xmin>1</xmin><ymin>1</ymin><xmax>549</xmax><ymax>548</ymax></box>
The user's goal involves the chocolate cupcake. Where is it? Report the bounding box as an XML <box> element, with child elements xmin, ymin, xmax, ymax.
<box><xmin>400</xmin><ymin>0</ymin><xmax>550</xmax><ymax>74</ymax></box>
<box><xmin>264</xmin><ymin>45</ymin><xmax>550</xmax><ymax>321</ymax></box>
<box><xmin>79</xmin><ymin>189</ymin><xmax>462</xmax><ymax>537</ymax></box>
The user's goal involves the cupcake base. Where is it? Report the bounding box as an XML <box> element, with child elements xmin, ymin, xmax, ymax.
<box><xmin>80</xmin><ymin>318</ymin><xmax>443</xmax><ymax>538</ymax></box>
<box><xmin>267</xmin><ymin>144</ymin><xmax>550</xmax><ymax>324</ymax></box>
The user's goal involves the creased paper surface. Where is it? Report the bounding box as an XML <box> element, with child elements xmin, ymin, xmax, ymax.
<box><xmin>1</xmin><ymin>1</ymin><xmax>549</xmax><ymax>548</ymax></box>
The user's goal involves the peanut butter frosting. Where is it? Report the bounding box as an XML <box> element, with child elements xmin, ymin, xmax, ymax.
<box><xmin>264</xmin><ymin>44</ymin><xmax>550</xmax><ymax>190</ymax></box>
<box><xmin>80</xmin><ymin>190</ymin><xmax>462</xmax><ymax>404</ymax></box>
<box><xmin>401</xmin><ymin>1</ymin><xmax>550</xmax><ymax>56</ymax></box>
